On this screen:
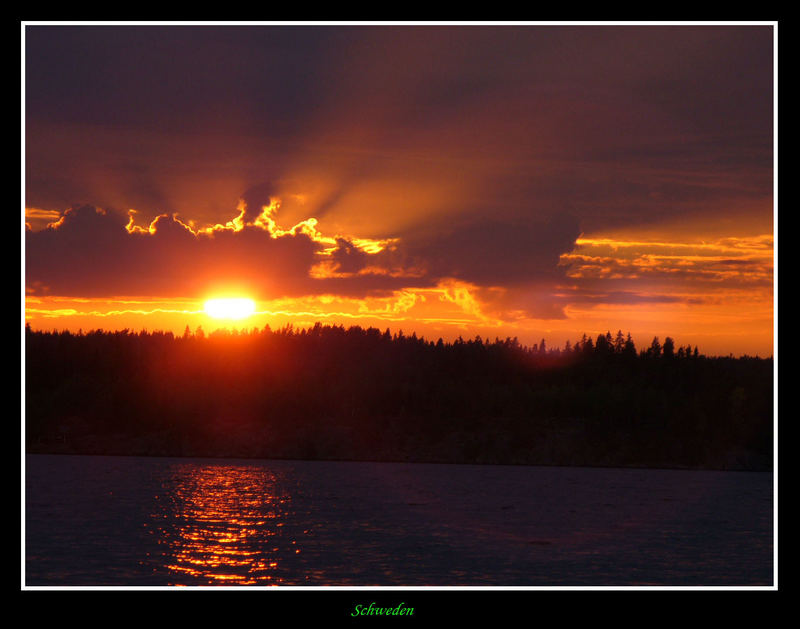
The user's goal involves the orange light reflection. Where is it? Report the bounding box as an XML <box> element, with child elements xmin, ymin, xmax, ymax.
<box><xmin>151</xmin><ymin>463</ymin><xmax>297</xmax><ymax>585</ymax></box>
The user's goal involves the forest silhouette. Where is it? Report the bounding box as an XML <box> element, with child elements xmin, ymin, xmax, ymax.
<box><xmin>25</xmin><ymin>323</ymin><xmax>773</xmax><ymax>470</ymax></box>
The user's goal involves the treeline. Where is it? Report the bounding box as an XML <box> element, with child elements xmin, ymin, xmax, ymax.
<box><xmin>25</xmin><ymin>323</ymin><xmax>773</xmax><ymax>470</ymax></box>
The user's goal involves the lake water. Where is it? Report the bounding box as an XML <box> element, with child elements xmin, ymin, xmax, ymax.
<box><xmin>24</xmin><ymin>454</ymin><xmax>774</xmax><ymax>586</ymax></box>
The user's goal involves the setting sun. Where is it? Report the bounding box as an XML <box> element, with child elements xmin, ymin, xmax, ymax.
<box><xmin>204</xmin><ymin>298</ymin><xmax>257</xmax><ymax>320</ymax></box>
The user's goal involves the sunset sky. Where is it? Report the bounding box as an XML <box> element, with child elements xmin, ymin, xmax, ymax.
<box><xmin>23</xmin><ymin>23</ymin><xmax>775</xmax><ymax>356</ymax></box>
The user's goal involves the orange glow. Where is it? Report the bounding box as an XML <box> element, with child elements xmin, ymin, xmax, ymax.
<box><xmin>24</xmin><ymin>200</ymin><xmax>774</xmax><ymax>357</ymax></box>
<box><xmin>151</xmin><ymin>463</ymin><xmax>296</xmax><ymax>585</ymax></box>
<box><xmin>25</xmin><ymin>284</ymin><xmax>774</xmax><ymax>357</ymax></box>
<box><xmin>23</xmin><ymin>28</ymin><xmax>775</xmax><ymax>363</ymax></box>
<box><xmin>204</xmin><ymin>298</ymin><xmax>257</xmax><ymax>320</ymax></box>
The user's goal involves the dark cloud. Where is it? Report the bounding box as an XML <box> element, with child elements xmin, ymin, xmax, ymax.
<box><xmin>240</xmin><ymin>182</ymin><xmax>282</xmax><ymax>224</ymax></box>
<box><xmin>557</xmin><ymin>289</ymin><xmax>701</xmax><ymax>306</ymax></box>
<box><xmin>26</xmin><ymin>25</ymin><xmax>773</xmax><ymax>229</ymax></box>
<box><xmin>25</xmin><ymin>205</ymin><xmax>320</xmax><ymax>298</ymax></box>
<box><xmin>25</xmin><ymin>26</ymin><xmax>340</xmax><ymax>135</ymax></box>
<box><xmin>401</xmin><ymin>212</ymin><xmax>581</xmax><ymax>286</ymax></box>
<box><xmin>24</xmin><ymin>201</ymin><xmax>582</xmax><ymax>312</ymax></box>
<box><xmin>24</xmin><ymin>25</ymin><xmax>774</xmax><ymax>322</ymax></box>
<box><xmin>330</xmin><ymin>238</ymin><xmax>369</xmax><ymax>274</ymax></box>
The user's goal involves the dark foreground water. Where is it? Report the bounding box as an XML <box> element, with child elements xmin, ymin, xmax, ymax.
<box><xmin>25</xmin><ymin>454</ymin><xmax>774</xmax><ymax>586</ymax></box>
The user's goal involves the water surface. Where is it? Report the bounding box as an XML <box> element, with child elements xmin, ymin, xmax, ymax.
<box><xmin>25</xmin><ymin>454</ymin><xmax>774</xmax><ymax>586</ymax></box>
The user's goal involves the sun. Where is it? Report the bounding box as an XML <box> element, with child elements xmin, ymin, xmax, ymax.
<box><xmin>203</xmin><ymin>297</ymin><xmax>257</xmax><ymax>320</ymax></box>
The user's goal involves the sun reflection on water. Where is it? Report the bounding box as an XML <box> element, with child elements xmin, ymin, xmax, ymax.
<box><xmin>150</xmin><ymin>463</ymin><xmax>297</xmax><ymax>585</ymax></box>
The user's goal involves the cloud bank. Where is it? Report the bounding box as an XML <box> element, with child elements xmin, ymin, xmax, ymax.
<box><xmin>25</xmin><ymin>198</ymin><xmax>582</xmax><ymax>320</ymax></box>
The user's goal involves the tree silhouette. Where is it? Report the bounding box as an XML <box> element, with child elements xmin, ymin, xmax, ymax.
<box><xmin>623</xmin><ymin>333</ymin><xmax>636</xmax><ymax>359</ymax></box>
<box><xmin>24</xmin><ymin>323</ymin><xmax>772</xmax><ymax>470</ymax></box>
<box><xmin>581</xmin><ymin>334</ymin><xmax>594</xmax><ymax>356</ymax></box>
<box><xmin>614</xmin><ymin>330</ymin><xmax>625</xmax><ymax>354</ymax></box>
<box><xmin>595</xmin><ymin>333</ymin><xmax>612</xmax><ymax>356</ymax></box>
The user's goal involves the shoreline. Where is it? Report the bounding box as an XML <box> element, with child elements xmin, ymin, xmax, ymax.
<box><xmin>24</xmin><ymin>443</ymin><xmax>773</xmax><ymax>473</ymax></box>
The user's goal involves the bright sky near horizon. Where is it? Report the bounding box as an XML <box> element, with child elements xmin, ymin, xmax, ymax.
<box><xmin>24</xmin><ymin>23</ymin><xmax>775</xmax><ymax>357</ymax></box>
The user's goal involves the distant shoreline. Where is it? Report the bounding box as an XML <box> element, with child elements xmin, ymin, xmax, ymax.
<box><xmin>24</xmin><ymin>442</ymin><xmax>772</xmax><ymax>473</ymax></box>
<box><xmin>25</xmin><ymin>325</ymin><xmax>774</xmax><ymax>476</ymax></box>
